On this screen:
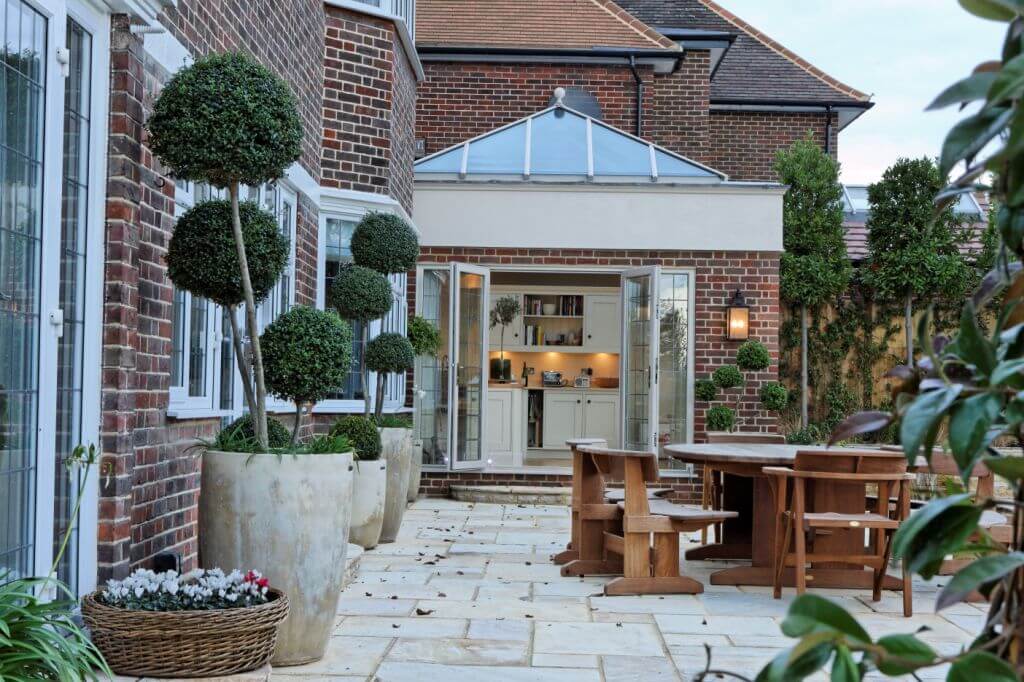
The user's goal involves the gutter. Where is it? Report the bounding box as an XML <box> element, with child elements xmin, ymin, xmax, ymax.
<box><xmin>415</xmin><ymin>45</ymin><xmax>682</xmax><ymax>59</ymax></box>
<box><xmin>710</xmin><ymin>98</ymin><xmax>874</xmax><ymax>132</ymax></box>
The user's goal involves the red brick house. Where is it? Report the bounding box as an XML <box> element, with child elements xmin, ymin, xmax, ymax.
<box><xmin>0</xmin><ymin>0</ymin><xmax>869</xmax><ymax>592</ymax></box>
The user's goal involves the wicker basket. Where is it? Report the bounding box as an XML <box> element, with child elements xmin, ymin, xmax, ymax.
<box><xmin>81</xmin><ymin>589</ymin><xmax>288</xmax><ymax>678</ymax></box>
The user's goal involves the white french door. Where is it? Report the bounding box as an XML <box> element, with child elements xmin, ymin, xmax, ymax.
<box><xmin>449</xmin><ymin>263</ymin><xmax>489</xmax><ymax>470</ymax></box>
<box><xmin>620</xmin><ymin>266</ymin><xmax>660</xmax><ymax>452</ymax></box>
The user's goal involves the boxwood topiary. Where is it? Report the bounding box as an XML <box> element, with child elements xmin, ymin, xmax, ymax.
<box><xmin>408</xmin><ymin>315</ymin><xmax>440</xmax><ymax>357</ymax></box>
<box><xmin>261</xmin><ymin>307</ymin><xmax>353</xmax><ymax>441</ymax></box>
<box><xmin>147</xmin><ymin>52</ymin><xmax>302</xmax><ymax>187</ymax></box>
<box><xmin>759</xmin><ymin>382</ymin><xmax>789</xmax><ymax>412</ymax></box>
<box><xmin>166</xmin><ymin>199</ymin><xmax>288</xmax><ymax>306</ymax></box>
<box><xmin>216</xmin><ymin>413</ymin><xmax>291</xmax><ymax>449</ymax></box>
<box><xmin>695</xmin><ymin>379</ymin><xmax>717</xmax><ymax>402</ymax></box>
<box><xmin>331</xmin><ymin>415</ymin><xmax>382</xmax><ymax>460</ymax></box>
<box><xmin>329</xmin><ymin>265</ymin><xmax>393</xmax><ymax>322</ymax></box>
<box><xmin>351</xmin><ymin>212</ymin><xmax>419</xmax><ymax>275</ymax></box>
<box><xmin>366</xmin><ymin>333</ymin><xmax>415</xmax><ymax>375</ymax></box>
<box><xmin>705</xmin><ymin>405</ymin><xmax>735</xmax><ymax>432</ymax></box>
<box><xmin>736</xmin><ymin>340</ymin><xmax>771</xmax><ymax>372</ymax></box>
<box><xmin>712</xmin><ymin>365</ymin><xmax>743</xmax><ymax>390</ymax></box>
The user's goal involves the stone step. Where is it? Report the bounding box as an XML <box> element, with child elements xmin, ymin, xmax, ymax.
<box><xmin>451</xmin><ymin>484</ymin><xmax>572</xmax><ymax>505</ymax></box>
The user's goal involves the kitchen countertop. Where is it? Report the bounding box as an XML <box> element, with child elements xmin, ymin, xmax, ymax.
<box><xmin>488</xmin><ymin>382</ymin><xmax>618</xmax><ymax>391</ymax></box>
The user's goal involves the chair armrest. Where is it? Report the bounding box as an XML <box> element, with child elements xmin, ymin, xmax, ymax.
<box><xmin>763</xmin><ymin>469</ymin><xmax>914</xmax><ymax>482</ymax></box>
<box><xmin>762</xmin><ymin>466</ymin><xmax>796</xmax><ymax>477</ymax></box>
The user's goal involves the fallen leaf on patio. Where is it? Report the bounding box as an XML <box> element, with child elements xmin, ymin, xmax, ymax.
<box><xmin>415</xmin><ymin>608</ymin><xmax>435</xmax><ymax>616</ymax></box>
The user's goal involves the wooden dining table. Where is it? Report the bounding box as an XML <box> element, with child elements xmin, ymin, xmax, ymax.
<box><xmin>665</xmin><ymin>443</ymin><xmax>922</xmax><ymax>590</ymax></box>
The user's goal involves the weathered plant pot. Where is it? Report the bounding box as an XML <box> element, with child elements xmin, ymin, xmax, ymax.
<box><xmin>349</xmin><ymin>459</ymin><xmax>386</xmax><ymax>549</ymax></box>
<box><xmin>407</xmin><ymin>438</ymin><xmax>423</xmax><ymax>503</ymax></box>
<box><xmin>200</xmin><ymin>450</ymin><xmax>354</xmax><ymax>666</ymax></box>
<box><xmin>379</xmin><ymin>428</ymin><xmax>412</xmax><ymax>543</ymax></box>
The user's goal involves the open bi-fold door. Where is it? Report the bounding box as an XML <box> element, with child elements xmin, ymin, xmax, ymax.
<box><xmin>447</xmin><ymin>263</ymin><xmax>490</xmax><ymax>470</ymax></box>
<box><xmin>620</xmin><ymin>266</ymin><xmax>661</xmax><ymax>452</ymax></box>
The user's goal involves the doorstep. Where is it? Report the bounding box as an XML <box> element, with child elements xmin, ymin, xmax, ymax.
<box><xmin>451</xmin><ymin>484</ymin><xmax>572</xmax><ymax>505</ymax></box>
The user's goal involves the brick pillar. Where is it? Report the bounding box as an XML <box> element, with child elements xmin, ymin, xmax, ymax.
<box><xmin>98</xmin><ymin>15</ymin><xmax>144</xmax><ymax>581</ymax></box>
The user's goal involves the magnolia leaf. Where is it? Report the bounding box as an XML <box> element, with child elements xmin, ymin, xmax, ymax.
<box><xmin>983</xmin><ymin>453</ymin><xmax>1024</xmax><ymax>480</ymax></box>
<box><xmin>940</xmin><ymin>106</ymin><xmax>1013</xmax><ymax>177</ymax></box>
<box><xmin>899</xmin><ymin>385</ymin><xmax>963</xmax><ymax>459</ymax></box>
<box><xmin>830</xmin><ymin>645</ymin><xmax>859</xmax><ymax>682</ymax></box>
<box><xmin>936</xmin><ymin>553</ymin><xmax>1024</xmax><ymax>611</ymax></box>
<box><xmin>757</xmin><ymin>638</ymin><xmax>834</xmax><ymax>682</ymax></box>
<box><xmin>893</xmin><ymin>493</ymin><xmax>973</xmax><ymax>560</ymax></box>
<box><xmin>959</xmin><ymin>0</ymin><xmax>1023</xmax><ymax>21</ymax></box>
<box><xmin>884</xmin><ymin>365</ymin><xmax>915</xmax><ymax>380</ymax></box>
<box><xmin>828</xmin><ymin>411</ymin><xmax>893</xmax><ymax>445</ymax></box>
<box><xmin>873</xmin><ymin>635</ymin><xmax>937</xmax><ymax>676</ymax></box>
<box><xmin>990</xmin><ymin>51</ymin><xmax>1024</xmax><ymax>101</ymax></box>
<box><xmin>781</xmin><ymin>594</ymin><xmax>871</xmax><ymax>644</ymax></box>
<box><xmin>990</xmin><ymin>358</ymin><xmax>1024</xmax><ymax>384</ymax></box>
<box><xmin>894</xmin><ymin>496</ymin><xmax>985</xmax><ymax>578</ymax></box>
<box><xmin>948</xmin><ymin>650</ymin><xmax>1019</xmax><ymax>682</ymax></box>
<box><xmin>928</xmin><ymin>71</ymin><xmax>999</xmax><ymax>110</ymax></box>
<box><xmin>959</xmin><ymin>301</ymin><xmax>997</xmax><ymax>374</ymax></box>
<box><xmin>974</xmin><ymin>262</ymin><xmax>1023</xmax><ymax>308</ymax></box>
<box><xmin>948</xmin><ymin>393</ymin><xmax>1002</xmax><ymax>477</ymax></box>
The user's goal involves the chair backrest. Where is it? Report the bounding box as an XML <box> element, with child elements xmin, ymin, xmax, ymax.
<box><xmin>578</xmin><ymin>445</ymin><xmax>659</xmax><ymax>483</ymax></box>
<box><xmin>706</xmin><ymin>431</ymin><xmax>786</xmax><ymax>444</ymax></box>
<box><xmin>880</xmin><ymin>445</ymin><xmax>995</xmax><ymax>498</ymax></box>
<box><xmin>794</xmin><ymin>450</ymin><xmax>908</xmax><ymax>476</ymax></box>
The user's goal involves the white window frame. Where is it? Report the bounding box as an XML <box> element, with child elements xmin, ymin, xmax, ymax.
<box><xmin>258</xmin><ymin>182</ymin><xmax>299</xmax><ymax>413</ymax></box>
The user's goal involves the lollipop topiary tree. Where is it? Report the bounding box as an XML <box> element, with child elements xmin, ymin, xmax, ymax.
<box><xmin>365</xmin><ymin>332</ymin><xmax>415</xmax><ymax>420</ymax></box>
<box><xmin>149</xmin><ymin>52</ymin><xmax>302</xmax><ymax>450</ymax></box>
<box><xmin>261</xmin><ymin>306</ymin><xmax>353</xmax><ymax>444</ymax></box>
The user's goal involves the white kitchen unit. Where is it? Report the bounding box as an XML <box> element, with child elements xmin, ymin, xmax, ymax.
<box><xmin>583</xmin><ymin>294</ymin><xmax>621</xmax><ymax>352</ymax></box>
<box><xmin>485</xmin><ymin>387</ymin><xmax>527</xmax><ymax>467</ymax></box>
<box><xmin>489</xmin><ymin>286</ymin><xmax>621</xmax><ymax>353</ymax></box>
<box><xmin>541</xmin><ymin>390</ymin><xmax>620</xmax><ymax>448</ymax></box>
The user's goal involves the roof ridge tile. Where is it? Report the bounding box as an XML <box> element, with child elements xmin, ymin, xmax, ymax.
<box><xmin>589</xmin><ymin>0</ymin><xmax>681</xmax><ymax>51</ymax></box>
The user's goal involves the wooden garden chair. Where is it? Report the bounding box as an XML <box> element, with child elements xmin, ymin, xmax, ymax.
<box><xmin>701</xmin><ymin>432</ymin><xmax>786</xmax><ymax>544</ymax></box>
<box><xmin>570</xmin><ymin>445</ymin><xmax>736</xmax><ymax>595</ymax></box>
<box><xmin>764</xmin><ymin>450</ymin><xmax>915</xmax><ymax>616</ymax></box>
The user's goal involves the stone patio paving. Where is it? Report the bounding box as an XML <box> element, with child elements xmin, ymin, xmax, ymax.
<box><xmin>274</xmin><ymin>499</ymin><xmax>985</xmax><ymax>681</ymax></box>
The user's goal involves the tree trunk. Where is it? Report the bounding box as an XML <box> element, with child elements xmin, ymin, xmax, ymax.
<box><xmin>290</xmin><ymin>401</ymin><xmax>303</xmax><ymax>445</ymax></box>
<box><xmin>374</xmin><ymin>373</ymin><xmax>386</xmax><ymax>420</ymax></box>
<box><xmin>905</xmin><ymin>292</ymin><xmax>914</xmax><ymax>367</ymax></box>
<box><xmin>362</xmin><ymin>323</ymin><xmax>372</xmax><ymax>418</ymax></box>
<box><xmin>226</xmin><ymin>306</ymin><xmax>257</xmax><ymax>421</ymax></box>
<box><xmin>800</xmin><ymin>303</ymin><xmax>809</xmax><ymax>429</ymax></box>
<box><xmin>229</xmin><ymin>182</ymin><xmax>269</xmax><ymax>450</ymax></box>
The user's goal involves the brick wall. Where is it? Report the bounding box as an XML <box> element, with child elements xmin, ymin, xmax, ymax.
<box><xmin>647</xmin><ymin>50</ymin><xmax>710</xmax><ymax>163</ymax></box>
<box><xmin>707</xmin><ymin>110</ymin><xmax>839</xmax><ymax>182</ymax></box>
<box><xmin>322</xmin><ymin>6</ymin><xmax>417</xmax><ymax>214</ymax></box>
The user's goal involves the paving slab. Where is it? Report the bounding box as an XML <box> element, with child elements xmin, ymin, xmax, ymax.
<box><xmin>533</xmin><ymin>622</ymin><xmax>666</xmax><ymax>657</ymax></box>
<box><xmin>336</xmin><ymin>615</ymin><xmax>467</xmax><ymax>638</ymax></box>
<box><xmin>603</xmin><ymin>655</ymin><xmax>681</xmax><ymax>681</ymax></box>
<box><xmin>272</xmin><ymin>636</ymin><xmax>389</xmax><ymax>677</ymax></box>
<box><xmin>374</xmin><ymin>662</ymin><xmax>601</xmax><ymax>682</ymax></box>
<box><xmin>386</xmin><ymin>637</ymin><xmax>528</xmax><ymax>666</ymax></box>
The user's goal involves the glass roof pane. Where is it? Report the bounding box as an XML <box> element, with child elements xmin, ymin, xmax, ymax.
<box><xmin>954</xmin><ymin>193</ymin><xmax>980</xmax><ymax>215</ymax></box>
<box><xmin>846</xmin><ymin>186</ymin><xmax>870</xmax><ymax>211</ymax></box>
<box><xmin>468</xmin><ymin>121</ymin><xmax>526</xmax><ymax>174</ymax></box>
<box><xmin>416</xmin><ymin>146</ymin><xmax>463</xmax><ymax>173</ymax></box>
<box><xmin>591</xmin><ymin>124</ymin><xmax>651</xmax><ymax>176</ymax></box>
<box><xmin>654</xmin><ymin>149</ymin><xmax>714</xmax><ymax>177</ymax></box>
<box><xmin>530</xmin><ymin>110</ymin><xmax>587</xmax><ymax>175</ymax></box>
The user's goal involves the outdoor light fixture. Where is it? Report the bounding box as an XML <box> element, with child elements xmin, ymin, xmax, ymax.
<box><xmin>725</xmin><ymin>289</ymin><xmax>750</xmax><ymax>341</ymax></box>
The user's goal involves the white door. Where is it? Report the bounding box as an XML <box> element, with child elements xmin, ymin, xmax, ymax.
<box><xmin>584</xmin><ymin>294</ymin><xmax>620</xmax><ymax>351</ymax></box>
<box><xmin>620</xmin><ymin>267</ymin><xmax>660</xmax><ymax>452</ymax></box>
<box><xmin>583</xmin><ymin>392</ymin><xmax>619</xmax><ymax>447</ymax></box>
<box><xmin>485</xmin><ymin>389</ymin><xmax>513</xmax><ymax>463</ymax></box>
<box><xmin>542</xmin><ymin>391</ymin><xmax>583</xmax><ymax>447</ymax></box>
<box><xmin>449</xmin><ymin>263</ymin><xmax>489</xmax><ymax>470</ymax></box>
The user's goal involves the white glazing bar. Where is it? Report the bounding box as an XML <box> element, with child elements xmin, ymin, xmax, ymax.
<box><xmin>459</xmin><ymin>142</ymin><xmax>469</xmax><ymax>179</ymax></box>
<box><xmin>586</xmin><ymin>118</ymin><xmax>594</xmax><ymax>180</ymax></box>
<box><xmin>524</xmin><ymin>116</ymin><xmax>532</xmax><ymax>179</ymax></box>
<box><xmin>649</xmin><ymin>144</ymin><xmax>659</xmax><ymax>181</ymax></box>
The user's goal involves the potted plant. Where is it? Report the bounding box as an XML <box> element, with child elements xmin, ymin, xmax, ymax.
<box><xmin>153</xmin><ymin>52</ymin><xmax>356</xmax><ymax>666</ymax></box>
<box><xmin>82</xmin><ymin>568</ymin><xmax>287</xmax><ymax>678</ymax></box>
<box><xmin>489</xmin><ymin>294</ymin><xmax>521</xmax><ymax>381</ymax></box>
<box><xmin>407</xmin><ymin>315</ymin><xmax>440</xmax><ymax>502</ymax></box>
<box><xmin>365</xmin><ymin>332</ymin><xmax>415</xmax><ymax>542</ymax></box>
<box><xmin>333</xmin><ymin>416</ymin><xmax>386</xmax><ymax>549</ymax></box>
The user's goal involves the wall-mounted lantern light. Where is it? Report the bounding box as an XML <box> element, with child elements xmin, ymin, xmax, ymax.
<box><xmin>725</xmin><ymin>289</ymin><xmax>750</xmax><ymax>341</ymax></box>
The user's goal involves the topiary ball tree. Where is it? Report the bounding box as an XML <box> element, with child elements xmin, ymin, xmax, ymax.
<box><xmin>261</xmin><ymin>306</ymin><xmax>353</xmax><ymax>443</ymax></box>
<box><xmin>695</xmin><ymin>379</ymin><xmax>717</xmax><ymax>402</ymax></box>
<box><xmin>712</xmin><ymin>365</ymin><xmax>743</xmax><ymax>390</ymax></box>
<box><xmin>351</xmin><ymin>212</ymin><xmax>420</xmax><ymax>275</ymax></box>
<box><xmin>167</xmin><ymin>200</ymin><xmax>288</xmax><ymax>307</ymax></box>
<box><xmin>759</xmin><ymin>382</ymin><xmax>789</xmax><ymax>412</ymax></box>
<box><xmin>408</xmin><ymin>315</ymin><xmax>441</xmax><ymax>357</ymax></box>
<box><xmin>365</xmin><ymin>333</ymin><xmax>415</xmax><ymax>420</ymax></box>
<box><xmin>331</xmin><ymin>416</ymin><xmax>382</xmax><ymax>461</ymax></box>
<box><xmin>217</xmin><ymin>413</ymin><xmax>292</xmax><ymax>450</ymax></box>
<box><xmin>736</xmin><ymin>340</ymin><xmax>771</xmax><ymax>372</ymax></box>
<box><xmin>148</xmin><ymin>51</ymin><xmax>303</xmax><ymax>452</ymax></box>
<box><xmin>706</xmin><ymin>405</ymin><xmax>735</xmax><ymax>432</ymax></box>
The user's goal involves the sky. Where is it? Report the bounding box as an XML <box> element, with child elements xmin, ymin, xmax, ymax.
<box><xmin>719</xmin><ymin>0</ymin><xmax>1005</xmax><ymax>184</ymax></box>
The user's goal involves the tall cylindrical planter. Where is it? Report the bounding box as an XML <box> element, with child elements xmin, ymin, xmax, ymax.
<box><xmin>200</xmin><ymin>450</ymin><xmax>354</xmax><ymax>666</ymax></box>
<box><xmin>407</xmin><ymin>438</ymin><xmax>423</xmax><ymax>503</ymax></box>
<box><xmin>349</xmin><ymin>459</ymin><xmax>386</xmax><ymax>549</ymax></box>
<box><xmin>379</xmin><ymin>428</ymin><xmax>412</xmax><ymax>543</ymax></box>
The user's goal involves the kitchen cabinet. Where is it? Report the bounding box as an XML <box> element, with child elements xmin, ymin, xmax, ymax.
<box><xmin>485</xmin><ymin>387</ymin><xmax>525</xmax><ymax>467</ymax></box>
<box><xmin>583</xmin><ymin>294</ymin><xmax>620</xmax><ymax>352</ymax></box>
<box><xmin>541</xmin><ymin>390</ymin><xmax>620</xmax><ymax>448</ymax></box>
<box><xmin>582</xmin><ymin>392</ymin><xmax>620</xmax><ymax>446</ymax></box>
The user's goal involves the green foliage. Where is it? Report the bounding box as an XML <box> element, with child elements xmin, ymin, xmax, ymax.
<box><xmin>302</xmin><ymin>433</ymin><xmax>352</xmax><ymax>455</ymax></box>
<box><xmin>785</xmin><ymin>423</ymin><xmax>824</xmax><ymax>445</ymax></box>
<box><xmin>373</xmin><ymin>414</ymin><xmax>413</xmax><ymax>429</ymax></box>
<box><xmin>365</xmin><ymin>332</ymin><xmax>415</xmax><ymax>374</ymax></box>
<box><xmin>261</xmin><ymin>306</ymin><xmax>353</xmax><ymax>406</ymax></box>
<box><xmin>736</xmin><ymin>339</ymin><xmax>771</xmax><ymax>371</ymax></box>
<box><xmin>408</xmin><ymin>315</ymin><xmax>441</xmax><ymax>357</ymax></box>
<box><xmin>705</xmin><ymin>405</ymin><xmax>735</xmax><ymax>432</ymax></box>
<box><xmin>166</xmin><ymin>199</ymin><xmax>288</xmax><ymax>306</ymax></box>
<box><xmin>861</xmin><ymin>157</ymin><xmax>973</xmax><ymax>305</ymax></box>
<box><xmin>331</xmin><ymin>416</ymin><xmax>382</xmax><ymax>460</ymax></box>
<box><xmin>490</xmin><ymin>295</ymin><xmax>522</xmax><ymax>329</ymax></box>
<box><xmin>774</xmin><ymin>137</ymin><xmax>852</xmax><ymax>308</ymax></box>
<box><xmin>823</xmin><ymin>381</ymin><xmax>858</xmax><ymax>432</ymax></box>
<box><xmin>712</xmin><ymin>365</ymin><xmax>743</xmax><ymax>390</ymax></box>
<box><xmin>215</xmin><ymin>413</ymin><xmax>292</xmax><ymax>450</ymax></box>
<box><xmin>147</xmin><ymin>52</ymin><xmax>302</xmax><ymax>187</ymax></box>
<box><xmin>759</xmin><ymin>382</ymin><xmax>789</xmax><ymax>412</ymax></box>
<box><xmin>695</xmin><ymin>378</ymin><xmax>717</xmax><ymax>402</ymax></box>
<box><xmin>351</xmin><ymin>212</ymin><xmax>419</xmax><ymax>274</ymax></box>
<box><xmin>329</xmin><ymin>265</ymin><xmax>394</xmax><ymax>322</ymax></box>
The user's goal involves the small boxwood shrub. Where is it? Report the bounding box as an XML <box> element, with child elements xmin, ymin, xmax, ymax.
<box><xmin>366</xmin><ymin>333</ymin><xmax>415</xmax><ymax>375</ymax></box>
<box><xmin>408</xmin><ymin>315</ymin><xmax>440</xmax><ymax>357</ymax></box>
<box><xmin>216</xmin><ymin>413</ymin><xmax>291</xmax><ymax>449</ymax></box>
<box><xmin>705</xmin><ymin>405</ymin><xmax>735</xmax><ymax>432</ymax></box>
<box><xmin>166</xmin><ymin>200</ymin><xmax>288</xmax><ymax>306</ymax></box>
<box><xmin>147</xmin><ymin>52</ymin><xmax>302</xmax><ymax>187</ymax></box>
<box><xmin>712</xmin><ymin>365</ymin><xmax>743</xmax><ymax>390</ymax></box>
<box><xmin>351</xmin><ymin>212</ymin><xmax>419</xmax><ymax>275</ymax></box>
<box><xmin>331</xmin><ymin>416</ymin><xmax>382</xmax><ymax>460</ymax></box>
<box><xmin>262</xmin><ymin>307</ymin><xmax>353</xmax><ymax>409</ymax></box>
<box><xmin>329</xmin><ymin>265</ymin><xmax>393</xmax><ymax>322</ymax></box>
<box><xmin>736</xmin><ymin>340</ymin><xmax>771</xmax><ymax>372</ymax></box>
<box><xmin>759</xmin><ymin>382</ymin><xmax>789</xmax><ymax>411</ymax></box>
<box><xmin>695</xmin><ymin>379</ymin><xmax>717</xmax><ymax>402</ymax></box>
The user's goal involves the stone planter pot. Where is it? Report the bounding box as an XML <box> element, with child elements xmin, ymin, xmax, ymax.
<box><xmin>407</xmin><ymin>438</ymin><xmax>423</xmax><ymax>503</ymax></box>
<box><xmin>379</xmin><ymin>428</ymin><xmax>412</xmax><ymax>543</ymax></box>
<box><xmin>200</xmin><ymin>450</ymin><xmax>354</xmax><ymax>666</ymax></box>
<box><xmin>349</xmin><ymin>459</ymin><xmax>386</xmax><ymax>549</ymax></box>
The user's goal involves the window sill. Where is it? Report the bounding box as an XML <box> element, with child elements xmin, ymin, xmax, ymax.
<box><xmin>166</xmin><ymin>406</ymin><xmax>233</xmax><ymax>421</ymax></box>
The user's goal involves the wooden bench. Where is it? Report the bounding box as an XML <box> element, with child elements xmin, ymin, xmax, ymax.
<box><xmin>702</xmin><ymin>432</ymin><xmax>786</xmax><ymax>544</ymax></box>
<box><xmin>552</xmin><ymin>439</ymin><xmax>614</xmax><ymax>567</ymax></box>
<box><xmin>567</xmin><ymin>445</ymin><xmax>737</xmax><ymax>595</ymax></box>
